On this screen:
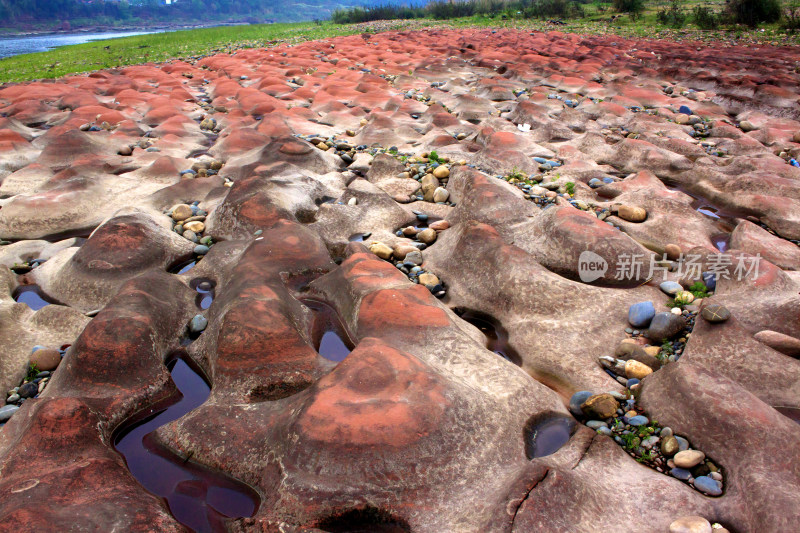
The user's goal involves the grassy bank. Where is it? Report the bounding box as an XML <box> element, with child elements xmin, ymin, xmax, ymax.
<box><xmin>2</xmin><ymin>3</ymin><xmax>799</xmax><ymax>85</ymax></box>
<box><xmin>0</xmin><ymin>21</ymin><xmax>371</xmax><ymax>84</ymax></box>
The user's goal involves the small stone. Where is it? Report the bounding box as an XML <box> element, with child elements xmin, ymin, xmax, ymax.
<box><xmin>183</xmin><ymin>221</ymin><xmax>205</xmax><ymax>233</ymax></box>
<box><xmin>118</xmin><ymin>145</ymin><xmax>133</xmax><ymax>156</ymax></box>
<box><xmin>0</xmin><ymin>405</ymin><xmax>19</xmax><ymax>422</ymax></box>
<box><xmin>701</xmin><ymin>304</ymin><xmax>730</xmax><ymax>323</ymax></box>
<box><xmin>625</xmin><ymin>359</ymin><xmax>653</xmax><ymax>380</ymax></box>
<box><xmin>429</xmin><ymin>220</ymin><xmax>450</xmax><ymax>231</ymax></box>
<box><xmin>417</xmin><ymin>228</ymin><xmax>437</xmax><ymax>245</ymax></box>
<box><xmin>433</xmin><ymin>166</ymin><xmax>450</xmax><ymax>179</ymax></box>
<box><xmin>671</xmin><ymin>307</ymin><xmax>683</xmax><ymax>315</ymax></box>
<box><xmin>664</xmin><ymin>243</ymin><xmax>682</xmax><ymax>260</ymax></box>
<box><xmin>182</xmin><ymin>230</ymin><xmax>198</xmax><ymax>242</ymax></box>
<box><xmin>661</xmin><ymin>435</ymin><xmax>680</xmax><ymax>456</ymax></box>
<box><xmin>670</xmin><ymin>467</ymin><xmax>692</xmax><ymax>480</ymax></box>
<box><xmin>404</xmin><ymin>250</ymin><xmax>423</xmax><ymax>265</ymax></box>
<box><xmin>660</xmin><ymin>281</ymin><xmax>683</xmax><ymax>295</ymax></box>
<box><xmin>569</xmin><ymin>391</ymin><xmax>593</xmax><ymax>417</ymax></box>
<box><xmin>171</xmin><ymin>204</ymin><xmax>193</xmax><ymax>221</ymax></box>
<box><xmin>674</xmin><ymin>291</ymin><xmax>695</xmax><ymax>304</ymax></box>
<box><xmin>617</xmin><ymin>205</ymin><xmax>647</xmax><ymax>222</ymax></box>
<box><xmin>674</xmin><ymin>450</ymin><xmax>705</xmax><ymax>468</ymax></box>
<box><xmin>6</xmin><ymin>394</ymin><xmax>20</xmax><ymax>403</ymax></box>
<box><xmin>189</xmin><ymin>315</ymin><xmax>208</xmax><ymax>333</ymax></box>
<box><xmin>675</xmin><ymin>114</ymin><xmax>690</xmax><ymax>125</ymax></box>
<box><xmin>739</xmin><ymin>120</ymin><xmax>757</xmax><ymax>132</ymax></box>
<box><xmin>753</xmin><ymin>330</ymin><xmax>800</xmax><ymax>357</ymax></box>
<box><xmin>193</xmin><ymin>244</ymin><xmax>210</xmax><ymax>255</ymax></box>
<box><xmin>669</xmin><ymin>516</ymin><xmax>712</xmax><ymax>533</ymax></box>
<box><xmin>29</xmin><ymin>348</ymin><xmax>61</xmax><ymax>371</ymax></box>
<box><xmin>369</xmin><ymin>242</ymin><xmax>394</xmax><ymax>260</ymax></box>
<box><xmin>586</xmin><ymin>420</ymin><xmax>608</xmax><ymax>429</ymax></box>
<box><xmin>392</xmin><ymin>244</ymin><xmax>418</xmax><ymax>260</ymax></box>
<box><xmin>678</xmin><ymin>105</ymin><xmax>693</xmax><ymax>115</ymax></box>
<box><xmin>418</xmin><ymin>273</ymin><xmax>440</xmax><ymax>288</ymax></box>
<box><xmin>628</xmin><ymin>301</ymin><xmax>656</xmax><ymax>328</ymax></box>
<box><xmin>661</xmin><ymin>427</ymin><xmax>674</xmax><ymax>438</ymax></box>
<box><xmin>347</xmin><ymin>197</ymin><xmax>358</xmax><ymax>206</ymax></box>
<box><xmin>693</xmin><ymin>475</ymin><xmax>722</xmax><ymax>496</ymax></box>
<box><xmin>646</xmin><ymin>312</ymin><xmax>686</xmax><ymax>343</ymax></box>
<box><xmin>675</xmin><ymin>436</ymin><xmax>690</xmax><ymax>451</ymax></box>
<box><xmin>18</xmin><ymin>382</ymin><xmax>38</xmax><ymax>399</ymax></box>
<box><xmin>581</xmin><ymin>393</ymin><xmax>619</xmax><ymax>419</ymax></box>
<box><xmin>627</xmin><ymin>415</ymin><xmax>648</xmax><ymax>426</ymax></box>
<box><xmin>433</xmin><ymin>187</ymin><xmax>450</xmax><ymax>203</ymax></box>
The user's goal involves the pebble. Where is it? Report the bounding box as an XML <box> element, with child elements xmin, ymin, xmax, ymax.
<box><xmin>628</xmin><ymin>301</ymin><xmax>655</xmax><ymax>328</ymax></box>
<box><xmin>702</xmin><ymin>271</ymin><xmax>716</xmax><ymax>290</ymax></box>
<box><xmin>369</xmin><ymin>242</ymin><xmax>393</xmax><ymax>260</ymax></box>
<box><xmin>418</xmin><ymin>272</ymin><xmax>440</xmax><ymax>289</ymax></box>
<box><xmin>627</xmin><ymin>415</ymin><xmax>649</xmax><ymax>426</ymax></box>
<box><xmin>674</xmin><ymin>449</ymin><xmax>705</xmax><ymax>468</ymax></box>
<box><xmin>664</xmin><ymin>243</ymin><xmax>682</xmax><ymax>260</ymax></box>
<box><xmin>661</xmin><ymin>435</ymin><xmax>679</xmax><ymax>456</ymax></box>
<box><xmin>184</xmin><ymin>221</ymin><xmax>205</xmax><ymax>233</ymax></box>
<box><xmin>671</xmin><ymin>467</ymin><xmax>692</xmax><ymax>480</ymax></box>
<box><xmin>668</xmin><ymin>516</ymin><xmax>712</xmax><ymax>533</ymax></box>
<box><xmin>0</xmin><ymin>405</ymin><xmax>19</xmax><ymax>422</ymax></box>
<box><xmin>405</xmin><ymin>250</ymin><xmax>423</xmax><ymax>265</ymax></box>
<box><xmin>693</xmin><ymin>475</ymin><xmax>722</xmax><ymax>496</ymax></box>
<box><xmin>417</xmin><ymin>228</ymin><xmax>437</xmax><ymax>245</ymax></box>
<box><xmin>701</xmin><ymin>304</ymin><xmax>730</xmax><ymax>323</ymax></box>
<box><xmin>678</xmin><ymin>105</ymin><xmax>693</xmax><ymax>115</ymax></box>
<box><xmin>675</xmin><ymin>436</ymin><xmax>690</xmax><ymax>451</ymax></box>
<box><xmin>586</xmin><ymin>420</ymin><xmax>608</xmax><ymax>429</ymax></box>
<box><xmin>193</xmin><ymin>244</ymin><xmax>210</xmax><ymax>255</ymax></box>
<box><xmin>617</xmin><ymin>205</ymin><xmax>647</xmax><ymax>222</ymax></box>
<box><xmin>625</xmin><ymin>360</ymin><xmax>653</xmax><ymax>380</ymax></box>
<box><xmin>6</xmin><ymin>394</ymin><xmax>20</xmax><ymax>403</ymax></box>
<box><xmin>646</xmin><ymin>312</ymin><xmax>686</xmax><ymax>342</ymax></box>
<box><xmin>29</xmin><ymin>347</ymin><xmax>61</xmax><ymax>371</ymax></box>
<box><xmin>581</xmin><ymin>393</ymin><xmax>619</xmax><ymax>419</ymax></box>
<box><xmin>660</xmin><ymin>281</ymin><xmax>683</xmax><ymax>295</ymax></box>
<box><xmin>189</xmin><ymin>315</ymin><xmax>208</xmax><ymax>333</ymax></box>
<box><xmin>569</xmin><ymin>391</ymin><xmax>593</xmax><ymax>417</ymax></box>
<box><xmin>347</xmin><ymin>197</ymin><xmax>358</xmax><ymax>206</ymax></box>
<box><xmin>18</xmin><ymin>382</ymin><xmax>38</xmax><ymax>399</ymax></box>
<box><xmin>433</xmin><ymin>166</ymin><xmax>450</xmax><ymax>179</ymax></box>
<box><xmin>433</xmin><ymin>187</ymin><xmax>450</xmax><ymax>203</ymax></box>
<box><xmin>171</xmin><ymin>204</ymin><xmax>193</xmax><ymax>221</ymax></box>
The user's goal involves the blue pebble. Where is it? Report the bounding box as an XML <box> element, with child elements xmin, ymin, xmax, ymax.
<box><xmin>396</xmin><ymin>230</ymin><xmax>404</xmax><ymax>237</ymax></box>
<box><xmin>602</xmin><ymin>177</ymin><xmax>615</xmax><ymax>184</ymax></box>
<box><xmin>416</xmin><ymin>214</ymin><xmax>428</xmax><ymax>222</ymax></box>
<box><xmin>589</xmin><ymin>178</ymin><xmax>603</xmax><ymax>188</ymax></box>
<box><xmin>671</xmin><ymin>467</ymin><xmax>692</xmax><ymax>480</ymax></box>
<box><xmin>547</xmin><ymin>160</ymin><xmax>561</xmax><ymax>167</ymax></box>
<box><xmin>190</xmin><ymin>205</ymin><xmax>199</xmax><ymax>215</ymax></box>
<box><xmin>533</xmin><ymin>157</ymin><xmax>547</xmax><ymax>164</ymax></box>
<box><xmin>569</xmin><ymin>390</ymin><xmax>593</xmax><ymax>417</ymax></box>
<box><xmin>625</xmin><ymin>399</ymin><xmax>636</xmax><ymax>410</ymax></box>
<box><xmin>180</xmin><ymin>170</ymin><xmax>196</xmax><ymax>176</ymax></box>
<box><xmin>675</xmin><ymin>436</ymin><xmax>690</xmax><ymax>451</ymax></box>
<box><xmin>659</xmin><ymin>281</ymin><xmax>682</xmax><ymax>296</ymax></box>
<box><xmin>628</xmin><ymin>301</ymin><xmax>656</xmax><ymax>328</ymax></box>
<box><xmin>193</xmin><ymin>244</ymin><xmax>210</xmax><ymax>255</ymax></box>
<box><xmin>702</xmin><ymin>271</ymin><xmax>716</xmax><ymax>290</ymax></box>
<box><xmin>790</xmin><ymin>159</ymin><xmax>799</xmax><ymax>168</ymax></box>
<box><xmin>597</xmin><ymin>426</ymin><xmax>613</xmax><ymax>436</ymax></box>
<box><xmin>678</xmin><ymin>105</ymin><xmax>692</xmax><ymax>115</ymax></box>
<box><xmin>586</xmin><ymin>420</ymin><xmax>607</xmax><ymax>429</ymax></box>
<box><xmin>31</xmin><ymin>345</ymin><xmax>47</xmax><ymax>353</ymax></box>
<box><xmin>627</xmin><ymin>415</ymin><xmax>649</xmax><ymax>426</ymax></box>
<box><xmin>189</xmin><ymin>314</ymin><xmax>208</xmax><ymax>333</ymax></box>
<box><xmin>694</xmin><ymin>475</ymin><xmax>722</xmax><ymax>496</ymax></box>
<box><xmin>626</xmin><ymin>378</ymin><xmax>640</xmax><ymax>388</ymax></box>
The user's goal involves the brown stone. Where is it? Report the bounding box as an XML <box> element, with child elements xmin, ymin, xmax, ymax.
<box><xmin>625</xmin><ymin>359</ymin><xmax>653</xmax><ymax>380</ymax></box>
<box><xmin>417</xmin><ymin>228</ymin><xmax>437</xmax><ymax>245</ymax></box>
<box><xmin>665</xmin><ymin>243</ymin><xmax>682</xmax><ymax>260</ymax></box>
<box><xmin>29</xmin><ymin>348</ymin><xmax>61</xmax><ymax>371</ymax></box>
<box><xmin>171</xmin><ymin>204</ymin><xmax>193</xmax><ymax>221</ymax></box>
<box><xmin>617</xmin><ymin>205</ymin><xmax>647</xmax><ymax>223</ymax></box>
<box><xmin>581</xmin><ymin>393</ymin><xmax>619</xmax><ymax>419</ymax></box>
<box><xmin>753</xmin><ymin>330</ymin><xmax>800</xmax><ymax>358</ymax></box>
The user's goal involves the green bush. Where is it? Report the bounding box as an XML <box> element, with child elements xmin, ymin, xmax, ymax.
<box><xmin>656</xmin><ymin>0</ymin><xmax>686</xmax><ymax>27</ymax></box>
<box><xmin>693</xmin><ymin>5</ymin><xmax>720</xmax><ymax>30</ymax></box>
<box><xmin>612</xmin><ymin>0</ymin><xmax>643</xmax><ymax>14</ymax></box>
<box><xmin>726</xmin><ymin>0</ymin><xmax>781</xmax><ymax>27</ymax></box>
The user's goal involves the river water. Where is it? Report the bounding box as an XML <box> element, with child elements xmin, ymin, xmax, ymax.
<box><xmin>0</xmin><ymin>30</ymin><xmax>160</xmax><ymax>59</ymax></box>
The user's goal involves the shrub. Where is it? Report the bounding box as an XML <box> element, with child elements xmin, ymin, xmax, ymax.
<box><xmin>656</xmin><ymin>0</ymin><xmax>686</xmax><ymax>27</ymax></box>
<box><xmin>726</xmin><ymin>0</ymin><xmax>781</xmax><ymax>27</ymax></box>
<box><xmin>693</xmin><ymin>5</ymin><xmax>720</xmax><ymax>30</ymax></box>
<box><xmin>782</xmin><ymin>1</ymin><xmax>800</xmax><ymax>32</ymax></box>
<box><xmin>612</xmin><ymin>0</ymin><xmax>644</xmax><ymax>14</ymax></box>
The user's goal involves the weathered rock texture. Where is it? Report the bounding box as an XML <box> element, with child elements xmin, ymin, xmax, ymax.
<box><xmin>0</xmin><ymin>28</ymin><xmax>799</xmax><ymax>533</ymax></box>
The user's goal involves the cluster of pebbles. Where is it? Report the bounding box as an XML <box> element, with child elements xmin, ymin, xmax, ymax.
<box><xmin>571</xmin><ymin>384</ymin><xmax>725</xmax><ymax>497</ymax></box>
<box><xmin>1</xmin><ymin>346</ymin><xmax>65</xmax><ymax>424</ymax></box>
<box><xmin>574</xmin><ymin>270</ymin><xmax>732</xmax><ymax>497</ymax></box>
<box><xmin>369</xmin><ymin>212</ymin><xmax>449</xmax><ymax>299</ymax></box>
<box><xmin>165</xmin><ymin>201</ymin><xmax>214</xmax><ymax>256</ymax></box>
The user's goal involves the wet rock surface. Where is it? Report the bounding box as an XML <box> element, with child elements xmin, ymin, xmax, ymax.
<box><xmin>0</xmin><ymin>27</ymin><xmax>799</xmax><ymax>532</ymax></box>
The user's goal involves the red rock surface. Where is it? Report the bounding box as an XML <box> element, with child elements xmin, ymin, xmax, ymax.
<box><xmin>0</xmin><ymin>27</ymin><xmax>799</xmax><ymax>532</ymax></box>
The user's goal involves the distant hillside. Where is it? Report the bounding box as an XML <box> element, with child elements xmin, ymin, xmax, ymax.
<box><xmin>0</xmin><ymin>0</ymin><xmax>423</xmax><ymax>30</ymax></box>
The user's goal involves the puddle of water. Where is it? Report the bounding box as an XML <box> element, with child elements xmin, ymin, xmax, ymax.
<box><xmin>13</xmin><ymin>285</ymin><xmax>56</xmax><ymax>310</ymax></box>
<box><xmin>454</xmin><ymin>309</ymin><xmax>522</xmax><ymax>366</ymax></box>
<box><xmin>524</xmin><ymin>414</ymin><xmax>576</xmax><ymax>459</ymax></box>
<box><xmin>114</xmin><ymin>356</ymin><xmax>259</xmax><ymax>532</ymax></box>
<box><xmin>192</xmin><ymin>279</ymin><xmax>215</xmax><ymax>311</ymax></box>
<box><xmin>711</xmin><ymin>233</ymin><xmax>730</xmax><ymax>253</ymax></box>
<box><xmin>171</xmin><ymin>260</ymin><xmax>197</xmax><ymax>275</ymax></box>
<box><xmin>696</xmin><ymin>206</ymin><xmax>720</xmax><ymax>219</ymax></box>
<box><xmin>302</xmin><ymin>299</ymin><xmax>354</xmax><ymax>362</ymax></box>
